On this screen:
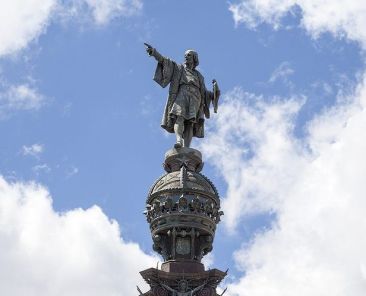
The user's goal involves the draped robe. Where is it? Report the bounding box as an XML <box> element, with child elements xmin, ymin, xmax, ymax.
<box><xmin>153</xmin><ymin>56</ymin><xmax>213</xmax><ymax>138</ymax></box>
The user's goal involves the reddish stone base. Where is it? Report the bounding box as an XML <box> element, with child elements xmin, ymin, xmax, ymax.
<box><xmin>139</xmin><ymin>265</ymin><xmax>227</xmax><ymax>296</ymax></box>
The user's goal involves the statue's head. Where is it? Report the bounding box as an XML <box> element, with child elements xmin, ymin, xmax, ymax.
<box><xmin>178</xmin><ymin>280</ymin><xmax>188</xmax><ymax>292</ymax></box>
<box><xmin>184</xmin><ymin>50</ymin><xmax>199</xmax><ymax>69</ymax></box>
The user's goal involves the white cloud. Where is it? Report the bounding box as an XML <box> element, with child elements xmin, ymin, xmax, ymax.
<box><xmin>202</xmin><ymin>252</ymin><xmax>215</xmax><ymax>269</ymax></box>
<box><xmin>200</xmin><ymin>88</ymin><xmax>306</xmax><ymax>231</ymax></box>
<box><xmin>229</xmin><ymin>0</ymin><xmax>366</xmax><ymax>48</ymax></box>
<box><xmin>0</xmin><ymin>83</ymin><xmax>46</xmax><ymax>117</ymax></box>
<box><xmin>0</xmin><ymin>0</ymin><xmax>143</xmax><ymax>57</ymax></box>
<box><xmin>22</xmin><ymin>144</ymin><xmax>45</xmax><ymax>158</ymax></box>
<box><xmin>0</xmin><ymin>176</ymin><xmax>157</xmax><ymax>296</ymax></box>
<box><xmin>0</xmin><ymin>82</ymin><xmax>46</xmax><ymax>119</ymax></box>
<box><xmin>0</xmin><ymin>0</ymin><xmax>143</xmax><ymax>118</ymax></box>
<box><xmin>0</xmin><ymin>0</ymin><xmax>56</xmax><ymax>56</ymax></box>
<box><xmin>65</xmin><ymin>165</ymin><xmax>79</xmax><ymax>178</ymax></box>
<box><xmin>219</xmin><ymin>3</ymin><xmax>366</xmax><ymax>295</ymax></box>
<box><xmin>311</xmin><ymin>81</ymin><xmax>333</xmax><ymax>97</ymax></box>
<box><xmin>32</xmin><ymin>163</ymin><xmax>51</xmax><ymax>174</ymax></box>
<box><xmin>61</xmin><ymin>0</ymin><xmax>143</xmax><ymax>25</ymax></box>
<box><xmin>0</xmin><ymin>0</ymin><xmax>142</xmax><ymax>115</ymax></box>
<box><xmin>269</xmin><ymin>61</ymin><xmax>294</xmax><ymax>84</ymax></box>
<box><xmin>201</xmin><ymin>75</ymin><xmax>366</xmax><ymax>295</ymax></box>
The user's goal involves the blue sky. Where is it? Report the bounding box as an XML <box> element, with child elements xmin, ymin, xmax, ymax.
<box><xmin>1</xmin><ymin>1</ymin><xmax>366</xmax><ymax>295</ymax></box>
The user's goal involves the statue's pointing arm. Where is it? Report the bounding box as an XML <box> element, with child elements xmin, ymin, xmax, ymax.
<box><xmin>145</xmin><ymin>43</ymin><xmax>175</xmax><ymax>88</ymax></box>
<box><xmin>144</xmin><ymin>43</ymin><xmax>163</xmax><ymax>63</ymax></box>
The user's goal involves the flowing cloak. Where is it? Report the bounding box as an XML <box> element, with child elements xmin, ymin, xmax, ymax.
<box><xmin>153</xmin><ymin>57</ymin><xmax>213</xmax><ymax>138</ymax></box>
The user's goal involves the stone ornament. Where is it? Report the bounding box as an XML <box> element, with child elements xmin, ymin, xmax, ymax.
<box><xmin>160</xmin><ymin>279</ymin><xmax>208</xmax><ymax>296</ymax></box>
<box><xmin>152</xmin><ymin>286</ymin><xmax>169</xmax><ymax>296</ymax></box>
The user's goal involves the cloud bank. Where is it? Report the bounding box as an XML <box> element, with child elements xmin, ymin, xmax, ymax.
<box><xmin>61</xmin><ymin>0</ymin><xmax>143</xmax><ymax>25</ymax></box>
<box><xmin>197</xmin><ymin>1</ymin><xmax>366</xmax><ymax>295</ymax></box>
<box><xmin>22</xmin><ymin>144</ymin><xmax>45</xmax><ymax>159</ymax></box>
<box><xmin>0</xmin><ymin>0</ymin><xmax>143</xmax><ymax>57</ymax></box>
<box><xmin>0</xmin><ymin>0</ymin><xmax>142</xmax><ymax>117</ymax></box>
<box><xmin>0</xmin><ymin>176</ymin><xmax>156</xmax><ymax>296</ymax></box>
<box><xmin>229</xmin><ymin>0</ymin><xmax>366</xmax><ymax>48</ymax></box>
<box><xmin>0</xmin><ymin>82</ymin><xmax>47</xmax><ymax>119</ymax></box>
<box><xmin>201</xmin><ymin>89</ymin><xmax>306</xmax><ymax>231</ymax></box>
<box><xmin>202</xmin><ymin>80</ymin><xmax>366</xmax><ymax>295</ymax></box>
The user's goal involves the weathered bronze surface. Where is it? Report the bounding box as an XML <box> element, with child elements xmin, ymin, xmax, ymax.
<box><xmin>139</xmin><ymin>45</ymin><xmax>226</xmax><ymax>296</ymax></box>
<box><xmin>145</xmin><ymin>43</ymin><xmax>220</xmax><ymax>149</ymax></box>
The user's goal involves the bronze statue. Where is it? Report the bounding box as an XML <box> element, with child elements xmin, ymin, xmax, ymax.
<box><xmin>140</xmin><ymin>45</ymin><xmax>227</xmax><ymax>296</ymax></box>
<box><xmin>145</xmin><ymin>43</ymin><xmax>220</xmax><ymax>148</ymax></box>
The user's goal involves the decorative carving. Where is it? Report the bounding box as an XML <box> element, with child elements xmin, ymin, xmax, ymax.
<box><xmin>146</xmin><ymin>196</ymin><xmax>221</xmax><ymax>223</ymax></box>
<box><xmin>147</xmin><ymin>154</ymin><xmax>220</xmax><ymax>203</ymax></box>
<box><xmin>159</xmin><ymin>279</ymin><xmax>208</xmax><ymax>296</ymax></box>
<box><xmin>196</xmin><ymin>287</ymin><xmax>214</xmax><ymax>296</ymax></box>
<box><xmin>178</xmin><ymin>195</ymin><xmax>189</xmax><ymax>212</ymax></box>
<box><xmin>141</xmin><ymin>144</ymin><xmax>227</xmax><ymax>295</ymax></box>
<box><xmin>212</xmin><ymin>206</ymin><xmax>224</xmax><ymax>223</ymax></box>
<box><xmin>163</xmin><ymin>197</ymin><xmax>174</xmax><ymax>213</ymax></box>
<box><xmin>203</xmin><ymin>202</ymin><xmax>213</xmax><ymax>217</ymax></box>
<box><xmin>153</xmin><ymin>200</ymin><xmax>162</xmax><ymax>216</ymax></box>
<box><xmin>139</xmin><ymin>267</ymin><xmax>227</xmax><ymax>296</ymax></box>
<box><xmin>152</xmin><ymin>286</ymin><xmax>169</xmax><ymax>296</ymax></box>
<box><xmin>176</xmin><ymin>237</ymin><xmax>191</xmax><ymax>255</ymax></box>
<box><xmin>191</xmin><ymin>196</ymin><xmax>201</xmax><ymax>213</ymax></box>
<box><xmin>200</xmin><ymin>235</ymin><xmax>213</xmax><ymax>257</ymax></box>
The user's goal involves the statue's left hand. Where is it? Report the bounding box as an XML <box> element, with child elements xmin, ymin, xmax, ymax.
<box><xmin>212</xmin><ymin>79</ymin><xmax>220</xmax><ymax>95</ymax></box>
<box><xmin>212</xmin><ymin>79</ymin><xmax>220</xmax><ymax>113</ymax></box>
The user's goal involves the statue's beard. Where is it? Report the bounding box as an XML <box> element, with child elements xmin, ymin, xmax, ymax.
<box><xmin>184</xmin><ymin>61</ymin><xmax>194</xmax><ymax>69</ymax></box>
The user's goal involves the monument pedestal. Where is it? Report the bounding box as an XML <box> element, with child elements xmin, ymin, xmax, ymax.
<box><xmin>140</xmin><ymin>267</ymin><xmax>226</xmax><ymax>296</ymax></box>
<box><xmin>139</xmin><ymin>148</ymin><xmax>226</xmax><ymax>296</ymax></box>
<box><xmin>163</xmin><ymin>147</ymin><xmax>204</xmax><ymax>173</ymax></box>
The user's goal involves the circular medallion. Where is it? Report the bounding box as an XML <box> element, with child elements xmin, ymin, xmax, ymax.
<box><xmin>197</xmin><ymin>287</ymin><xmax>213</xmax><ymax>296</ymax></box>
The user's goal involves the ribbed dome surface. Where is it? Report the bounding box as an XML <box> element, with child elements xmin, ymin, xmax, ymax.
<box><xmin>147</xmin><ymin>168</ymin><xmax>219</xmax><ymax>203</ymax></box>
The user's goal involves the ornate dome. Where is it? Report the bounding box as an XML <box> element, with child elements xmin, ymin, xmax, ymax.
<box><xmin>144</xmin><ymin>147</ymin><xmax>224</xmax><ymax>263</ymax></box>
<box><xmin>147</xmin><ymin>168</ymin><xmax>219</xmax><ymax>204</ymax></box>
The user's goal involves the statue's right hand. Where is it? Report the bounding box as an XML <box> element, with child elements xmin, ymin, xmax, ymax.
<box><xmin>144</xmin><ymin>42</ymin><xmax>154</xmax><ymax>56</ymax></box>
<box><xmin>146</xmin><ymin>47</ymin><xmax>154</xmax><ymax>56</ymax></box>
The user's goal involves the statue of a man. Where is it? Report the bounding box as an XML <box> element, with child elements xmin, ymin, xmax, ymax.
<box><xmin>160</xmin><ymin>279</ymin><xmax>207</xmax><ymax>296</ymax></box>
<box><xmin>145</xmin><ymin>43</ymin><xmax>220</xmax><ymax>148</ymax></box>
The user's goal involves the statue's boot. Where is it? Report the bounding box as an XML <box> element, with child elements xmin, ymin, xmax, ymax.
<box><xmin>174</xmin><ymin>116</ymin><xmax>184</xmax><ymax>149</ymax></box>
<box><xmin>183</xmin><ymin>123</ymin><xmax>193</xmax><ymax>148</ymax></box>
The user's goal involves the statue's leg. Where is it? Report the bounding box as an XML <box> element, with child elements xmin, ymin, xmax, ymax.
<box><xmin>174</xmin><ymin>116</ymin><xmax>184</xmax><ymax>148</ymax></box>
<box><xmin>183</xmin><ymin>121</ymin><xmax>193</xmax><ymax>148</ymax></box>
